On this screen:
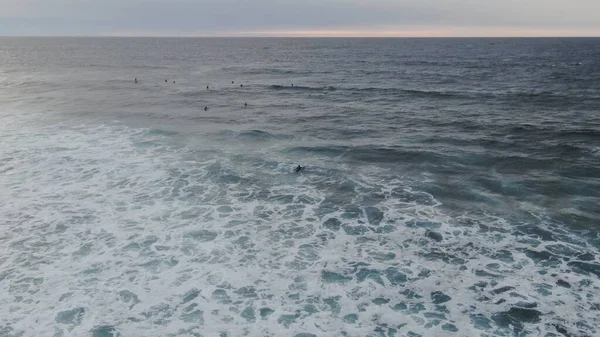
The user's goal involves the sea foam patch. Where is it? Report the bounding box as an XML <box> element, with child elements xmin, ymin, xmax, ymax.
<box><xmin>1</xmin><ymin>120</ymin><xmax>599</xmax><ymax>337</ymax></box>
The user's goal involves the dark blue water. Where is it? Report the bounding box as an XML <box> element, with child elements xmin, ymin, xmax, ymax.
<box><xmin>1</xmin><ymin>38</ymin><xmax>599</xmax><ymax>337</ymax></box>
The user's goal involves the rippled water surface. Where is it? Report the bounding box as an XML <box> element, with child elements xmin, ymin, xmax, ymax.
<box><xmin>1</xmin><ymin>38</ymin><xmax>599</xmax><ymax>337</ymax></box>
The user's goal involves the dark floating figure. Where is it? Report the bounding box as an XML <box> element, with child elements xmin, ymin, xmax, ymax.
<box><xmin>291</xmin><ymin>83</ymin><xmax>294</xmax><ymax>87</ymax></box>
<box><xmin>240</xmin><ymin>84</ymin><xmax>243</xmax><ymax>87</ymax></box>
<box><xmin>173</xmin><ymin>81</ymin><xmax>176</xmax><ymax>84</ymax></box>
<box><xmin>207</xmin><ymin>85</ymin><xmax>209</xmax><ymax>89</ymax></box>
<box><xmin>204</xmin><ymin>106</ymin><xmax>209</xmax><ymax>111</ymax></box>
<box><xmin>165</xmin><ymin>79</ymin><xmax>168</xmax><ymax>82</ymax></box>
<box><xmin>232</xmin><ymin>81</ymin><xmax>235</xmax><ymax>84</ymax></box>
<box><xmin>134</xmin><ymin>78</ymin><xmax>138</xmax><ymax>83</ymax></box>
<box><xmin>244</xmin><ymin>102</ymin><xmax>248</xmax><ymax>107</ymax></box>
<box><xmin>295</xmin><ymin>165</ymin><xmax>304</xmax><ymax>173</ymax></box>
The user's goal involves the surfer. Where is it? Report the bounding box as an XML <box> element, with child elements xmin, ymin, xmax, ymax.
<box><xmin>295</xmin><ymin>165</ymin><xmax>304</xmax><ymax>173</ymax></box>
<box><xmin>245</xmin><ymin>102</ymin><xmax>248</xmax><ymax>107</ymax></box>
<box><xmin>204</xmin><ymin>106</ymin><xmax>208</xmax><ymax>111</ymax></box>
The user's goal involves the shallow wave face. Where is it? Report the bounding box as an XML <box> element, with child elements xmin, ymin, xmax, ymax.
<box><xmin>1</xmin><ymin>121</ymin><xmax>599</xmax><ymax>337</ymax></box>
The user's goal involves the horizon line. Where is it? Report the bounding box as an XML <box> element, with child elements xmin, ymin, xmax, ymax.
<box><xmin>2</xmin><ymin>35</ymin><xmax>600</xmax><ymax>38</ymax></box>
<box><xmin>2</xmin><ymin>26</ymin><xmax>600</xmax><ymax>38</ymax></box>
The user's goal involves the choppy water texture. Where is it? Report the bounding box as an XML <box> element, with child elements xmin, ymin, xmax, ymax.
<box><xmin>1</xmin><ymin>38</ymin><xmax>600</xmax><ymax>337</ymax></box>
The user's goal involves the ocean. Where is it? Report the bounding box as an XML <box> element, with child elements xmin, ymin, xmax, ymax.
<box><xmin>0</xmin><ymin>37</ymin><xmax>599</xmax><ymax>337</ymax></box>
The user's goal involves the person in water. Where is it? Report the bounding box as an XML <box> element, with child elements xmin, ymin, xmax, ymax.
<box><xmin>173</xmin><ymin>81</ymin><xmax>176</xmax><ymax>84</ymax></box>
<box><xmin>295</xmin><ymin>165</ymin><xmax>304</xmax><ymax>173</ymax></box>
<box><xmin>207</xmin><ymin>85</ymin><xmax>209</xmax><ymax>89</ymax></box>
<box><xmin>204</xmin><ymin>106</ymin><xmax>208</xmax><ymax>111</ymax></box>
<box><xmin>165</xmin><ymin>79</ymin><xmax>168</xmax><ymax>82</ymax></box>
<box><xmin>244</xmin><ymin>102</ymin><xmax>248</xmax><ymax>107</ymax></box>
<box><xmin>240</xmin><ymin>84</ymin><xmax>243</xmax><ymax>87</ymax></box>
<box><xmin>134</xmin><ymin>78</ymin><xmax>138</xmax><ymax>83</ymax></box>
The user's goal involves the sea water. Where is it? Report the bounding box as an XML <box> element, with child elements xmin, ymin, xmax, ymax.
<box><xmin>1</xmin><ymin>37</ymin><xmax>599</xmax><ymax>337</ymax></box>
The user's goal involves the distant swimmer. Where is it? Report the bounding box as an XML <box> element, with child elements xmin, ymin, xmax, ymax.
<box><xmin>207</xmin><ymin>85</ymin><xmax>209</xmax><ymax>89</ymax></box>
<box><xmin>232</xmin><ymin>81</ymin><xmax>235</xmax><ymax>84</ymax></box>
<box><xmin>244</xmin><ymin>102</ymin><xmax>248</xmax><ymax>107</ymax></box>
<box><xmin>134</xmin><ymin>78</ymin><xmax>138</xmax><ymax>83</ymax></box>
<box><xmin>291</xmin><ymin>83</ymin><xmax>294</xmax><ymax>87</ymax></box>
<box><xmin>173</xmin><ymin>81</ymin><xmax>176</xmax><ymax>84</ymax></box>
<box><xmin>240</xmin><ymin>84</ymin><xmax>243</xmax><ymax>87</ymax></box>
<box><xmin>295</xmin><ymin>165</ymin><xmax>304</xmax><ymax>173</ymax></box>
<box><xmin>165</xmin><ymin>79</ymin><xmax>168</xmax><ymax>82</ymax></box>
<box><xmin>204</xmin><ymin>106</ymin><xmax>209</xmax><ymax>111</ymax></box>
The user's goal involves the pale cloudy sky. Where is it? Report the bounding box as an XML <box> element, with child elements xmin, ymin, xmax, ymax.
<box><xmin>1</xmin><ymin>0</ymin><xmax>599</xmax><ymax>36</ymax></box>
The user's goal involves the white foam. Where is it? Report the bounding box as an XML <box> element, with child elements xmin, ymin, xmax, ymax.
<box><xmin>1</xmin><ymin>117</ymin><xmax>599</xmax><ymax>337</ymax></box>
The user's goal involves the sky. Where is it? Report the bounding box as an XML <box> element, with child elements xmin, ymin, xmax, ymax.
<box><xmin>1</xmin><ymin>0</ymin><xmax>599</xmax><ymax>37</ymax></box>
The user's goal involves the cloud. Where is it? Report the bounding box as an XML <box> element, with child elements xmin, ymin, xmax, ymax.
<box><xmin>1</xmin><ymin>0</ymin><xmax>599</xmax><ymax>36</ymax></box>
